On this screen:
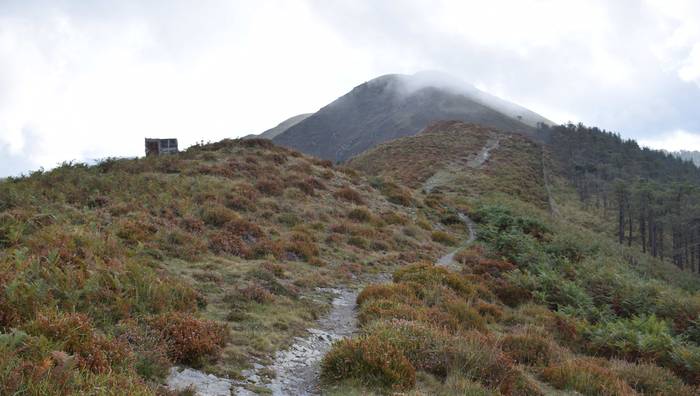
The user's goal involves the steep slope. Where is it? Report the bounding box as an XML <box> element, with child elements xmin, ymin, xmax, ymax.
<box><xmin>273</xmin><ymin>72</ymin><xmax>549</xmax><ymax>163</ymax></box>
<box><xmin>242</xmin><ymin>113</ymin><xmax>313</xmax><ymax>140</ymax></box>
<box><xmin>540</xmin><ymin>123</ymin><xmax>700</xmax><ymax>271</ymax></box>
<box><xmin>0</xmin><ymin>139</ymin><xmax>461</xmax><ymax>394</ymax></box>
<box><xmin>331</xmin><ymin>121</ymin><xmax>700</xmax><ymax>395</ymax></box>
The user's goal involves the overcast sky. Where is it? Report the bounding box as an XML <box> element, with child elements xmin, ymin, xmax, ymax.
<box><xmin>2</xmin><ymin>0</ymin><xmax>700</xmax><ymax>176</ymax></box>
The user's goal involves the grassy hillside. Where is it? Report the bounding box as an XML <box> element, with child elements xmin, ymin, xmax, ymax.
<box><xmin>330</xmin><ymin>121</ymin><xmax>700</xmax><ymax>395</ymax></box>
<box><xmin>349</xmin><ymin>121</ymin><xmax>549</xmax><ymax>208</ymax></box>
<box><xmin>3</xmin><ymin>122</ymin><xmax>700</xmax><ymax>395</ymax></box>
<box><xmin>0</xmin><ymin>139</ymin><xmax>461</xmax><ymax>394</ymax></box>
<box><xmin>541</xmin><ymin>123</ymin><xmax>700</xmax><ymax>272</ymax></box>
<box><xmin>322</xmin><ymin>198</ymin><xmax>700</xmax><ymax>395</ymax></box>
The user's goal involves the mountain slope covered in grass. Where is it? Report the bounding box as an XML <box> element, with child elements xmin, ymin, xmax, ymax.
<box><xmin>540</xmin><ymin>123</ymin><xmax>700</xmax><ymax>272</ymax></box>
<box><xmin>0</xmin><ymin>139</ymin><xmax>462</xmax><ymax>394</ymax></box>
<box><xmin>329</xmin><ymin>120</ymin><xmax>700</xmax><ymax>395</ymax></box>
<box><xmin>3</xmin><ymin>118</ymin><xmax>700</xmax><ymax>395</ymax></box>
<box><xmin>273</xmin><ymin>72</ymin><xmax>548</xmax><ymax>163</ymax></box>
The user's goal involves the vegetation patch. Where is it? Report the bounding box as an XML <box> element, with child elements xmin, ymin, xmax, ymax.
<box><xmin>321</xmin><ymin>335</ymin><xmax>416</xmax><ymax>391</ymax></box>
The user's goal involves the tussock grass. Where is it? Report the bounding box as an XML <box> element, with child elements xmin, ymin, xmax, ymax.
<box><xmin>0</xmin><ymin>138</ymin><xmax>447</xmax><ymax>392</ymax></box>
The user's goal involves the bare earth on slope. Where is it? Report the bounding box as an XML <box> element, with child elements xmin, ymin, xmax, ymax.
<box><xmin>437</xmin><ymin>213</ymin><xmax>476</xmax><ymax>270</ymax></box>
<box><xmin>423</xmin><ymin>135</ymin><xmax>501</xmax><ymax>193</ymax></box>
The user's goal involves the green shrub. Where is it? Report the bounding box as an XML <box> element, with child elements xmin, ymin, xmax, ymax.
<box><xmin>358</xmin><ymin>300</ymin><xmax>425</xmax><ymax>326</ymax></box>
<box><xmin>671</xmin><ymin>344</ymin><xmax>700</xmax><ymax>385</ymax></box>
<box><xmin>443</xmin><ymin>374</ymin><xmax>499</xmax><ymax>396</ymax></box>
<box><xmin>393</xmin><ymin>263</ymin><xmax>475</xmax><ymax>300</ymax></box>
<box><xmin>199</xmin><ymin>204</ymin><xmax>239</xmax><ymax>228</ymax></box>
<box><xmin>277</xmin><ymin>212</ymin><xmax>300</xmax><ymax>227</ymax></box>
<box><xmin>542</xmin><ymin>358</ymin><xmax>635</xmax><ymax>396</ymax></box>
<box><xmin>356</xmin><ymin>283</ymin><xmax>417</xmax><ymax>307</ymax></box>
<box><xmin>611</xmin><ymin>360</ymin><xmax>697</xmax><ymax>396</ymax></box>
<box><xmin>347</xmin><ymin>207</ymin><xmax>372</xmax><ymax>222</ymax></box>
<box><xmin>443</xmin><ymin>299</ymin><xmax>486</xmax><ymax>331</ymax></box>
<box><xmin>348</xmin><ymin>236</ymin><xmax>369</xmax><ymax>249</ymax></box>
<box><xmin>500</xmin><ymin>330</ymin><xmax>558</xmax><ymax>367</ymax></box>
<box><xmin>285</xmin><ymin>232</ymin><xmax>319</xmax><ymax>261</ymax></box>
<box><xmin>255</xmin><ymin>179</ymin><xmax>284</xmax><ymax>196</ymax></box>
<box><xmin>334</xmin><ymin>186</ymin><xmax>365</xmax><ymax>205</ymax></box>
<box><xmin>23</xmin><ymin>310</ymin><xmax>133</xmax><ymax>374</ymax></box>
<box><xmin>431</xmin><ymin>231</ymin><xmax>457</xmax><ymax>246</ymax></box>
<box><xmin>321</xmin><ymin>335</ymin><xmax>416</xmax><ymax>391</ymax></box>
<box><xmin>367</xmin><ymin>320</ymin><xmax>514</xmax><ymax>387</ymax></box>
<box><xmin>586</xmin><ymin>315</ymin><xmax>677</xmax><ymax>363</ymax></box>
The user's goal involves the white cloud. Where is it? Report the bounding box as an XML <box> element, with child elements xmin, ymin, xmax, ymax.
<box><xmin>639</xmin><ymin>129</ymin><xmax>700</xmax><ymax>152</ymax></box>
<box><xmin>0</xmin><ymin>1</ymin><xmax>377</xmax><ymax>176</ymax></box>
<box><xmin>1</xmin><ymin>0</ymin><xmax>700</xmax><ymax>176</ymax></box>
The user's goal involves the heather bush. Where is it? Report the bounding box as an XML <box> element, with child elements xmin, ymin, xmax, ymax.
<box><xmin>542</xmin><ymin>358</ymin><xmax>635</xmax><ymax>396</ymax></box>
<box><xmin>381</xmin><ymin>211</ymin><xmax>408</xmax><ymax>226</ymax></box>
<box><xmin>115</xmin><ymin>320</ymin><xmax>172</xmax><ymax>381</ymax></box>
<box><xmin>334</xmin><ymin>186</ymin><xmax>365</xmax><ymax>204</ymax></box>
<box><xmin>321</xmin><ymin>335</ymin><xmax>416</xmax><ymax>391</ymax></box>
<box><xmin>285</xmin><ymin>232</ymin><xmax>319</xmax><ymax>261</ymax></box>
<box><xmin>356</xmin><ymin>283</ymin><xmax>417</xmax><ymax>307</ymax></box>
<box><xmin>23</xmin><ymin>311</ymin><xmax>133</xmax><ymax>374</ymax></box>
<box><xmin>347</xmin><ymin>207</ymin><xmax>372</xmax><ymax>222</ymax></box>
<box><xmin>431</xmin><ymin>230</ymin><xmax>457</xmax><ymax>245</ymax></box>
<box><xmin>158</xmin><ymin>228</ymin><xmax>207</xmax><ymax>260</ymax></box>
<box><xmin>368</xmin><ymin>177</ymin><xmax>414</xmax><ymax>206</ymax></box>
<box><xmin>366</xmin><ymin>320</ymin><xmax>515</xmax><ymax>389</ymax></box>
<box><xmin>255</xmin><ymin>179</ymin><xmax>284</xmax><ymax>196</ymax></box>
<box><xmin>348</xmin><ymin>235</ymin><xmax>369</xmax><ymax>249</ymax></box>
<box><xmin>148</xmin><ymin>312</ymin><xmax>228</xmax><ymax>367</ymax></box>
<box><xmin>199</xmin><ymin>204</ymin><xmax>239</xmax><ymax>228</ymax></box>
<box><xmin>611</xmin><ymin>360</ymin><xmax>698</xmax><ymax>396</ymax></box>
<box><xmin>500</xmin><ymin>329</ymin><xmax>559</xmax><ymax>366</ymax></box>
<box><xmin>393</xmin><ymin>263</ymin><xmax>475</xmax><ymax>300</ymax></box>
<box><xmin>209</xmin><ymin>233</ymin><xmax>248</xmax><ymax>259</ymax></box>
<box><xmin>0</xmin><ymin>343</ymin><xmax>153</xmax><ymax>396</ymax></box>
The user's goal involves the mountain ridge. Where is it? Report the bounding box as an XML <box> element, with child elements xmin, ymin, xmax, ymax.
<box><xmin>242</xmin><ymin>113</ymin><xmax>313</xmax><ymax>140</ymax></box>
<box><xmin>272</xmin><ymin>72</ymin><xmax>551</xmax><ymax>163</ymax></box>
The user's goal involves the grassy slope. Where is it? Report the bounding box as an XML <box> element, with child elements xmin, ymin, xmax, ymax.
<box><xmin>337</xmin><ymin>122</ymin><xmax>700</xmax><ymax>395</ymax></box>
<box><xmin>350</xmin><ymin>121</ymin><xmax>548</xmax><ymax>207</ymax></box>
<box><xmin>0</xmin><ymin>139</ymin><xmax>464</xmax><ymax>394</ymax></box>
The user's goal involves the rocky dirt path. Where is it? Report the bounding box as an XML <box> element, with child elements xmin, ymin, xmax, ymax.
<box><xmin>437</xmin><ymin>213</ymin><xmax>476</xmax><ymax>270</ymax></box>
<box><xmin>467</xmin><ymin>136</ymin><xmax>500</xmax><ymax>168</ymax></box>
<box><xmin>167</xmin><ymin>367</ymin><xmax>239</xmax><ymax>396</ymax></box>
<box><xmin>168</xmin><ymin>211</ymin><xmax>477</xmax><ymax>396</ymax></box>
<box><xmin>265</xmin><ymin>287</ymin><xmax>358</xmax><ymax>395</ymax></box>
<box><xmin>423</xmin><ymin>135</ymin><xmax>501</xmax><ymax>194</ymax></box>
<box><xmin>245</xmin><ymin>274</ymin><xmax>390</xmax><ymax>396</ymax></box>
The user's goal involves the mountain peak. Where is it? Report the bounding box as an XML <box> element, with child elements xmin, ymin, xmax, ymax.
<box><xmin>272</xmin><ymin>72</ymin><xmax>551</xmax><ymax>162</ymax></box>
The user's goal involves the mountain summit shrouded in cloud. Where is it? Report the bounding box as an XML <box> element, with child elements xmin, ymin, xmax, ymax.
<box><xmin>272</xmin><ymin>72</ymin><xmax>551</xmax><ymax>162</ymax></box>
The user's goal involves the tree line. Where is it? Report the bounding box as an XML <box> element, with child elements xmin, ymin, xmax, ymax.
<box><xmin>538</xmin><ymin>123</ymin><xmax>700</xmax><ymax>273</ymax></box>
